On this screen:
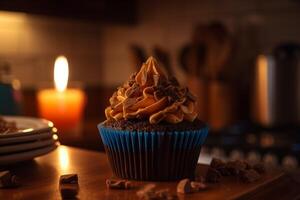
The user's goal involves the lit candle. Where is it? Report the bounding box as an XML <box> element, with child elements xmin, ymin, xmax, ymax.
<box><xmin>37</xmin><ymin>56</ymin><xmax>85</xmax><ymax>132</ymax></box>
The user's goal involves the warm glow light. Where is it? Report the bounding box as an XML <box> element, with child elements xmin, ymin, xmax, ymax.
<box><xmin>52</xmin><ymin>134</ymin><xmax>59</xmax><ymax>140</ymax></box>
<box><xmin>22</xmin><ymin>128</ymin><xmax>34</xmax><ymax>133</ymax></box>
<box><xmin>0</xmin><ymin>11</ymin><xmax>27</xmax><ymax>23</ymax></box>
<box><xmin>54</xmin><ymin>56</ymin><xmax>69</xmax><ymax>92</ymax></box>
<box><xmin>58</xmin><ymin>146</ymin><xmax>70</xmax><ymax>172</ymax></box>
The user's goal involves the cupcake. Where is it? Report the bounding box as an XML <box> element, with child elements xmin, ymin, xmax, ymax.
<box><xmin>98</xmin><ymin>57</ymin><xmax>208</xmax><ymax>181</ymax></box>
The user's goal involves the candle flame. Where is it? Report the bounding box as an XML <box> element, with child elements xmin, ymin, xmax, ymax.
<box><xmin>54</xmin><ymin>56</ymin><xmax>69</xmax><ymax>92</ymax></box>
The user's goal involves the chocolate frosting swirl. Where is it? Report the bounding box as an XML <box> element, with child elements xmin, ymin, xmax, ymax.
<box><xmin>105</xmin><ymin>57</ymin><xmax>198</xmax><ymax>124</ymax></box>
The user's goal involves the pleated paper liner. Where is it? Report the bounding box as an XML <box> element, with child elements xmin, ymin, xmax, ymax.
<box><xmin>98</xmin><ymin>123</ymin><xmax>208</xmax><ymax>181</ymax></box>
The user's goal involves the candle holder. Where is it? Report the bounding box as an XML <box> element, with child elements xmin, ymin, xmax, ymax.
<box><xmin>37</xmin><ymin>82</ymin><xmax>86</xmax><ymax>134</ymax></box>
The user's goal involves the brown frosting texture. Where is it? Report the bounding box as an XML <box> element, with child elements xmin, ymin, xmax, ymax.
<box><xmin>105</xmin><ymin>57</ymin><xmax>198</xmax><ymax>124</ymax></box>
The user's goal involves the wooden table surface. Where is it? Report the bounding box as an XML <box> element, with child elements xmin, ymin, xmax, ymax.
<box><xmin>1</xmin><ymin>145</ymin><xmax>300</xmax><ymax>200</ymax></box>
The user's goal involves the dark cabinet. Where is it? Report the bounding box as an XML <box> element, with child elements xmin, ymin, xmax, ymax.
<box><xmin>0</xmin><ymin>0</ymin><xmax>137</xmax><ymax>24</ymax></box>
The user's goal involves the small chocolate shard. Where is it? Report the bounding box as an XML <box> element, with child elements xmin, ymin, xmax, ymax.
<box><xmin>106</xmin><ymin>179</ymin><xmax>132</xmax><ymax>189</ymax></box>
<box><xmin>191</xmin><ymin>181</ymin><xmax>207</xmax><ymax>191</ymax></box>
<box><xmin>177</xmin><ymin>179</ymin><xmax>192</xmax><ymax>194</ymax></box>
<box><xmin>136</xmin><ymin>184</ymin><xmax>156</xmax><ymax>199</ymax></box>
<box><xmin>239</xmin><ymin>169</ymin><xmax>261</xmax><ymax>183</ymax></box>
<box><xmin>154</xmin><ymin>90</ymin><xmax>164</xmax><ymax>100</ymax></box>
<box><xmin>59</xmin><ymin>174</ymin><xmax>79</xmax><ymax>199</ymax></box>
<box><xmin>0</xmin><ymin>171</ymin><xmax>20</xmax><ymax>188</ymax></box>
<box><xmin>168</xmin><ymin>76</ymin><xmax>180</xmax><ymax>86</ymax></box>
<box><xmin>252</xmin><ymin>163</ymin><xmax>266</xmax><ymax>174</ymax></box>
<box><xmin>205</xmin><ymin>168</ymin><xmax>221</xmax><ymax>183</ymax></box>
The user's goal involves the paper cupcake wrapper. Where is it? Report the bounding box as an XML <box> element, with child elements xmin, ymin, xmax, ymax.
<box><xmin>98</xmin><ymin>123</ymin><xmax>208</xmax><ymax>181</ymax></box>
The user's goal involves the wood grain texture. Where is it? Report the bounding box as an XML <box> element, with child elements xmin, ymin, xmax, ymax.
<box><xmin>0</xmin><ymin>145</ymin><xmax>299</xmax><ymax>200</ymax></box>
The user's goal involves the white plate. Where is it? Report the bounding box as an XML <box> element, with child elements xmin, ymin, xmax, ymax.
<box><xmin>0</xmin><ymin>131</ymin><xmax>54</xmax><ymax>145</ymax></box>
<box><xmin>0</xmin><ymin>136</ymin><xmax>58</xmax><ymax>154</ymax></box>
<box><xmin>0</xmin><ymin>144</ymin><xmax>58</xmax><ymax>165</ymax></box>
<box><xmin>0</xmin><ymin>116</ymin><xmax>54</xmax><ymax>138</ymax></box>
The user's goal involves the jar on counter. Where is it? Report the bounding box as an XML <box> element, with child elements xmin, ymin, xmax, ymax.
<box><xmin>0</xmin><ymin>63</ymin><xmax>21</xmax><ymax>115</ymax></box>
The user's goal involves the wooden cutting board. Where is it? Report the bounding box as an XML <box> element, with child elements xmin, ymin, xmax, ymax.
<box><xmin>105</xmin><ymin>164</ymin><xmax>287</xmax><ymax>200</ymax></box>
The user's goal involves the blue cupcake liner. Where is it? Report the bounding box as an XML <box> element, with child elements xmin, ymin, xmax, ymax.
<box><xmin>98</xmin><ymin>123</ymin><xmax>209</xmax><ymax>181</ymax></box>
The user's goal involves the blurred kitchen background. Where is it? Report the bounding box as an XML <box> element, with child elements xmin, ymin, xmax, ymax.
<box><xmin>0</xmin><ymin>0</ymin><xmax>300</xmax><ymax>170</ymax></box>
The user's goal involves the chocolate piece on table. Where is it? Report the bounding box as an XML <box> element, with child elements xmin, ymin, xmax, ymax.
<box><xmin>252</xmin><ymin>163</ymin><xmax>266</xmax><ymax>174</ymax></box>
<box><xmin>226</xmin><ymin>160</ymin><xmax>248</xmax><ymax>176</ymax></box>
<box><xmin>239</xmin><ymin>169</ymin><xmax>261</xmax><ymax>183</ymax></box>
<box><xmin>106</xmin><ymin>179</ymin><xmax>132</xmax><ymax>189</ymax></box>
<box><xmin>59</xmin><ymin>174</ymin><xmax>78</xmax><ymax>184</ymax></box>
<box><xmin>136</xmin><ymin>184</ymin><xmax>156</xmax><ymax>199</ymax></box>
<box><xmin>191</xmin><ymin>181</ymin><xmax>207</xmax><ymax>191</ymax></box>
<box><xmin>210</xmin><ymin>158</ymin><xmax>231</xmax><ymax>176</ymax></box>
<box><xmin>205</xmin><ymin>168</ymin><xmax>221</xmax><ymax>183</ymax></box>
<box><xmin>177</xmin><ymin>179</ymin><xmax>192</xmax><ymax>194</ymax></box>
<box><xmin>0</xmin><ymin>171</ymin><xmax>20</xmax><ymax>188</ymax></box>
<box><xmin>210</xmin><ymin>158</ymin><xmax>226</xmax><ymax>169</ymax></box>
<box><xmin>59</xmin><ymin>174</ymin><xmax>79</xmax><ymax>198</ymax></box>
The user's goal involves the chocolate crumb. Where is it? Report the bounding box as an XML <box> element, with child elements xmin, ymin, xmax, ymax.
<box><xmin>177</xmin><ymin>179</ymin><xmax>192</xmax><ymax>194</ymax></box>
<box><xmin>0</xmin><ymin>171</ymin><xmax>20</xmax><ymax>188</ymax></box>
<box><xmin>191</xmin><ymin>181</ymin><xmax>207</xmax><ymax>191</ymax></box>
<box><xmin>106</xmin><ymin>179</ymin><xmax>132</xmax><ymax>189</ymax></box>
<box><xmin>239</xmin><ymin>169</ymin><xmax>261</xmax><ymax>183</ymax></box>
<box><xmin>136</xmin><ymin>184</ymin><xmax>156</xmax><ymax>199</ymax></box>
<box><xmin>205</xmin><ymin>168</ymin><xmax>221</xmax><ymax>183</ymax></box>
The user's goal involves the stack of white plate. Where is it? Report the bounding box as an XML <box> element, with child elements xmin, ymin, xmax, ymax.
<box><xmin>0</xmin><ymin>116</ymin><xmax>59</xmax><ymax>165</ymax></box>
